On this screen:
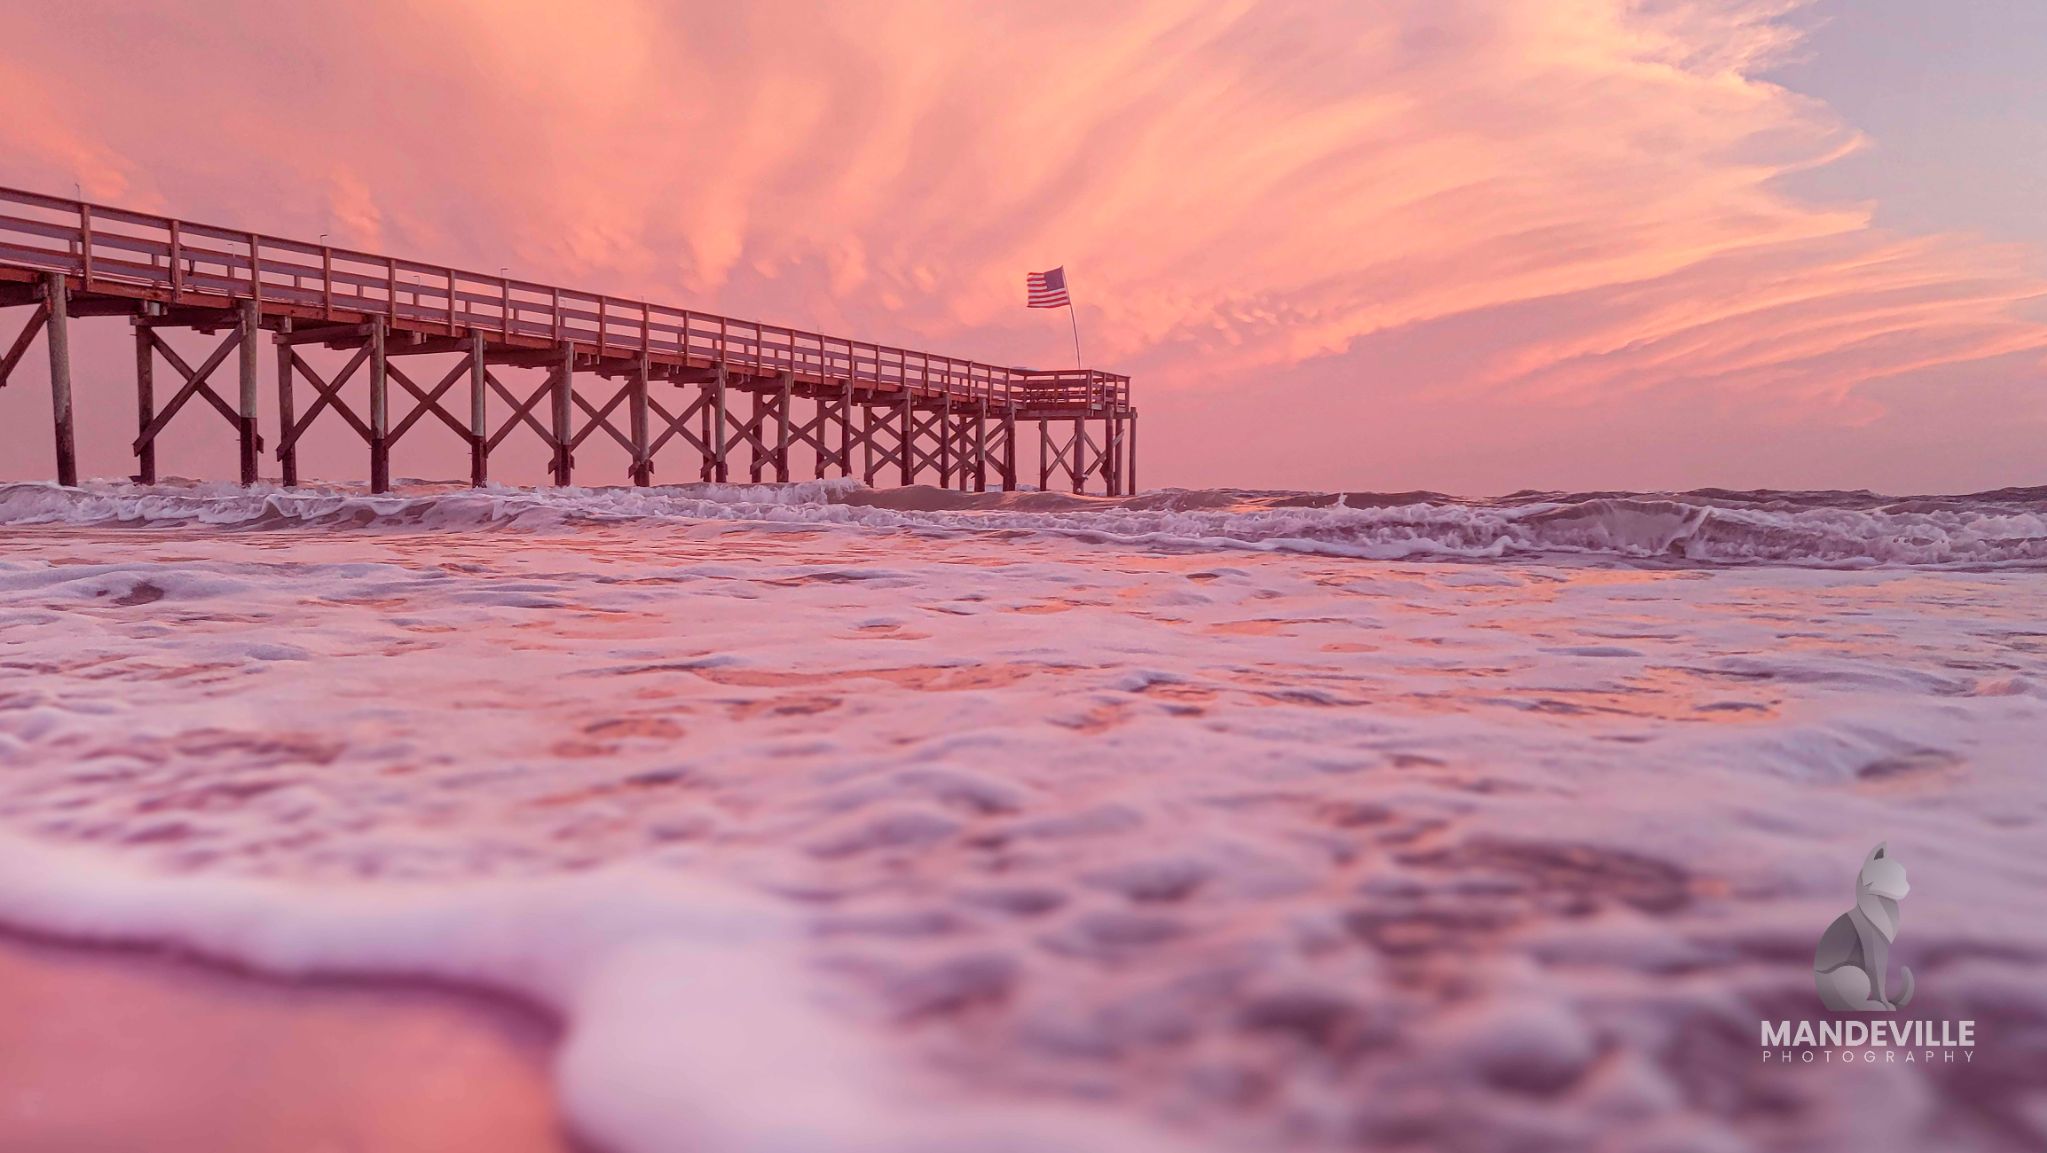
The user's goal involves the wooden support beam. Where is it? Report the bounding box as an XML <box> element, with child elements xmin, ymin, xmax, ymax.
<box><xmin>387</xmin><ymin>333</ymin><xmax>481</xmax><ymax>358</ymax></box>
<box><xmin>899</xmin><ymin>388</ymin><xmax>913</xmax><ymax>487</ymax></box>
<box><xmin>44</xmin><ymin>274</ymin><xmax>75</xmax><ymax>486</ymax></box>
<box><xmin>0</xmin><ymin>303</ymin><xmax>49</xmax><ymax>390</ymax></box>
<box><xmin>274</xmin><ymin>318</ymin><xmax>295</xmax><ymax>486</ymax></box>
<box><xmin>1038</xmin><ymin>419</ymin><xmax>1050</xmax><ymax>492</ymax></box>
<box><xmin>1072</xmin><ymin>416</ymin><xmax>1085</xmax><ymax>495</ymax></box>
<box><xmin>238</xmin><ymin>299</ymin><xmax>260</xmax><ymax>485</ymax></box>
<box><xmin>776</xmin><ymin>370</ymin><xmax>792</xmax><ymax>483</ymax></box>
<box><xmin>280</xmin><ymin>322</ymin><xmax>375</xmax><ymax>347</ymax></box>
<box><xmin>711</xmin><ymin>361</ymin><xmax>728</xmax><ymax>483</ymax></box>
<box><xmin>469</xmin><ymin>330</ymin><xmax>488</xmax><ymax>487</ymax></box>
<box><xmin>810</xmin><ymin>392</ymin><xmax>831</xmax><ymax>481</ymax></box>
<box><xmin>839</xmin><ymin>380</ymin><xmax>854</xmax><ymax>478</ymax></box>
<box><xmin>1129</xmin><ymin>411</ymin><xmax>1138</xmax><ymax>496</ymax></box>
<box><xmin>748</xmin><ymin>389</ymin><xmax>768</xmax><ymax>484</ymax></box>
<box><xmin>135</xmin><ymin>322</ymin><xmax>156</xmax><ymax>484</ymax></box>
<box><xmin>551</xmin><ymin>342</ymin><xmax>574</xmax><ymax>486</ymax></box>
<box><xmin>697</xmin><ymin>387</ymin><xmax>715</xmax><ymax>483</ymax></box>
<box><xmin>1002</xmin><ymin>409</ymin><xmax>1017</xmax><ymax>492</ymax></box>
<box><xmin>861</xmin><ymin>404</ymin><xmax>878</xmax><ymax>484</ymax></box>
<box><xmin>278</xmin><ymin>343</ymin><xmax>373</xmax><ymax>458</ymax></box>
<box><xmin>629</xmin><ymin>354</ymin><xmax>651</xmax><ymax>486</ymax></box>
<box><xmin>369</xmin><ymin>321</ymin><xmax>389</xmax><ymax>493</ymax></box>
<box><xmin>386</xmin><ymin>358</ymin><xmax>471</xmax><ymax>446</ymax></box>
<box><xmin>974</xmin><ymin>403</ymin><xmax>988</xmax><ymax>493</ymax></box>
<box><xmin>484</xmin><ymin>368</ymin><xmax>553</xmax><ymax>454</ymax></box>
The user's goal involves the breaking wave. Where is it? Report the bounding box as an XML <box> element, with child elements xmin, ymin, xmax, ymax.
<box><xmin>4</xmin><ymin>478</ymin><xmax>2045</xmax><ymax>568</ymax></box>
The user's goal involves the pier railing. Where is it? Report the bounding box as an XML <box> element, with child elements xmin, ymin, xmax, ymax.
<box><xmin>0</xmin><ymin>185</ymin><xmax>1127</xmax><ymax>413</ymax></box>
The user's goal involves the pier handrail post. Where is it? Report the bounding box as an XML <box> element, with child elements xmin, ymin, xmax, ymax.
<box><xmin>79</xmin><ymin>204</ymin><xmax>94</xmax><ymax>289</ymax></box>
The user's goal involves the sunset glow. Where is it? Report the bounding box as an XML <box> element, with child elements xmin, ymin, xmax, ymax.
<box><xmin>1</xmin><ymin>0</ymin><xmax>2042</xmax><ymax>489</ymax></box>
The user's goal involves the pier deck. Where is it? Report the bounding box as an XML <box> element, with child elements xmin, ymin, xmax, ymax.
<box><xmin>0</xmin><ymin>186</ymin><xmax>1134</xmax><ymax>494</ymax></box>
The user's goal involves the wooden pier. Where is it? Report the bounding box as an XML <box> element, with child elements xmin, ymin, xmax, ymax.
<box><xmin>0</xmin><ymin>187</ymin><xmax>1136</xmax><ymax>495</ymax></box>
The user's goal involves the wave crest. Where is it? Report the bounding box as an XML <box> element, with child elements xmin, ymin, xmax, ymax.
<box><xmin>4</xmin><ymin>479</ymin><xmax>2044</xmax><ymax>568</ymax></box>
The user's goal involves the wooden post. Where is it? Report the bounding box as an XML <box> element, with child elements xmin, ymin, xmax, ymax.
<box><xmin>698</xmin><ymin>387</ymin><xmax>714</xmax><ymax>483</ymax></box>
<box><xmin>862</xmin><ymin>405</ymin><xmax>876</xmax><ymax>484</ymax></box>
<box><xmin>134</xmin><ymin>321</ymin><xmax>156</xmax><ymax>485</ymax></box>
<box><xmin>237</xmin><ymin>299</ymin><xmax>260</xmax><ymax>485</ymax></box>
<box><xmin>1002</xmin><ymin>409</ymin><xmax>1016</xmax><ymax>492</ymax></box>
<box><xmin>1113</xmin><ymin>419</ymin><xmax>1129</xmax><ymax>501</ymax></box>
<box><xmin>711</xmin><ymin>361</ymin><xmax>728</xmax><ymax>483</ymax></box>
<box><xmin>748</xmin><ymin>390</ymin><xmax>767</xmax><ymax>484</ymax></box>
<box><xmin>369</xmin><ymin>321</ymin><xmax>389</xmax><ymax>493</ymax></box>
<box><xmin>806</xmin><ymin>391</ymin><xmax>822</xmax><ymax>481</ymax></box>
<box><xmin>468</xmin><ymin>329</ymin><xmax>488</xmax><ymax>487</ymax></box>
<box><xmin>169</xmin><ymin>221</ymin><xmax>185</xmax><ymax>302</ymax></box>
<box><xmin>1038</xmin><ymin>418</ymin><xmax>1050</xmax><ymax>492</ymax></box>
<box><xmin>776</xmin><ymin>370</ymin><xmax>792</xmax><ymax>483</ymax></box>
<box><xmin>973</xmin><ymin>402</ymin><xmax>987</xmax><ymax>493</ymax></box>
<box><xmin>630</xmin><ymin>354</ymin><xmax>651</xmax><ymax>486</ymax></box>
<box><xmin>840</xmin><ymin>380</ymin><xmax>854</xmax><ymax>477</ymax></box>
<box><xmin>1128</xmin><ymin>411</ymin><xmax>1138</xmax><ymax>495</ymax></box>
<box><xmin>899</xmin><ymin>389</ymin><xmax>913</xmax><ymax>486</ymax></box>
<box><xmin>43</xmin><ymin>273</ymin><xmax>75</xmax><ymax>487</ymax></box>
<box><xmin>938</xmin><ymin>394</ymin><xmax>952</xmax><ymax>488</ymax></box>
<box><xmin>275</xmin><ymin>318</ymin><xmax>296</xmax><ymax>487</ymax></box>
<box><xmin>79</xmin><ymin>206</ymin><xmax>94</xmax><ymax>289</ymax></box>
<box><xmin>1072</xmin><ymin>416</ymin><xmax>1085</xmax><ymax>494</ymax></box>
<box><xmin>551</xmin><ymin>342</ymin><xmax>573</xmax><ymax>486</ymax></box>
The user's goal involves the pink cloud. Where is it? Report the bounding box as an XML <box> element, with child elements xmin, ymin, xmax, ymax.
<box><xmin>0</xmin><ymin>0</ymin><xmax>2042</xmax><ymax>490</ymax></box>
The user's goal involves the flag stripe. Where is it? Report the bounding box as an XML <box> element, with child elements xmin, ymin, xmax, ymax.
<box><xmin>1027</xmin><ymin>267</ymin><xmax>1070</xmax><ymax>308</ymax></box>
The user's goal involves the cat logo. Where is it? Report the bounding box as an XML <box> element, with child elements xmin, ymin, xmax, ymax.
<box><xmin>1814</xmin><ymin>843</ymin><xmax>1915</xmax><ymax>1012</ymax></box>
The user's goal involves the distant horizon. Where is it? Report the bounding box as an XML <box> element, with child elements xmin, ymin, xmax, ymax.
<box><xmin>12</xmin><ymin>469</ymin><xmax>2047</xmax><ymax>507</ymax></box>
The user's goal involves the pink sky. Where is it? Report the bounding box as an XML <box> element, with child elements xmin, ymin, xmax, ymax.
<box><xmin>2</xmin><ymin>0</ymin><xmax>2043</xmax><ymax>494</ymax></box>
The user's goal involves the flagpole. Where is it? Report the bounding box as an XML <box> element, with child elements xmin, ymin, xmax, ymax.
<box><xmin>1066</xmin><ymin>301</ymin><xmax>1083</xmax><ymax>371</ymax></box>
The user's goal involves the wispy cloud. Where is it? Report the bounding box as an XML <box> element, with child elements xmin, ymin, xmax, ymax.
<box><xmin>0</xmin><ymin>0</ymin><xmax>2041</xmax><ymax>489</ymax></box>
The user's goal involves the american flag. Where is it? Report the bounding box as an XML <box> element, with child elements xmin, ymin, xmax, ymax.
<box><xmin>1027</xmin><ymin>267</ymin><xmax>1070</xmax><ymax>309</ymax></box>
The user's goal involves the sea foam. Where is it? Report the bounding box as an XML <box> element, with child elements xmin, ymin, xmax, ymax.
<box><xmin>2</xmin><ymin>478</ymin><xmax>2043</xmax><ymax>567</ymax></box>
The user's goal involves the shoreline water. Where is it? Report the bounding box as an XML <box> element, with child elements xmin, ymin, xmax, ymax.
<box><xmin>3</xmin><ymin>477</ymin><xmax>2044</xmax><ymax>568</ymax></box>
<box><xmin>2</xmin><ymin>482</ymin><xmax>2044</xmax><ymax>1151</ymax></box>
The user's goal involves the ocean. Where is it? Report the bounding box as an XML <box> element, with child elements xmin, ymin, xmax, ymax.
<box><xmin>2</xmin><ymin>478</ymin><xmax>2044</xmax><ymax>1152</ymax></box>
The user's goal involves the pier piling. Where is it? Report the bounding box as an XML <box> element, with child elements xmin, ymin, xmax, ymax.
<box><xmin>44</xmin><ymin>272</ymin><xmax>75</xmax><ymax>486</ymax></box>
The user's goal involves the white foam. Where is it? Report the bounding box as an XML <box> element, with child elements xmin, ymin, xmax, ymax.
<box><xmin>0</xmin><ymin>833</ymin><xmax>1186</xmax><ymax>1153</ymax></box>
<box><xmin>3</xmin><ymin>479</ymin><xmax>2043</xmax><ymax>567</ymax></box>
<box><xmin>5</xmin><ymin>508</ymin><xmax>2046</xmax><ymax>1150</ymax></box>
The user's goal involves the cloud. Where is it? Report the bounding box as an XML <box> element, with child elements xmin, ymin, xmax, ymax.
<box><xmin>0</xmin><ymin>0</ymin><xmax>2041</xmax><ymax>489</ymax></box>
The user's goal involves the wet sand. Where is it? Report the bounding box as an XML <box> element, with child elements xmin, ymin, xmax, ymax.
<box><xmin>0</xmin><ymin>932</ymin><xmax>576</xmax><ymax>1153</ymax></box>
